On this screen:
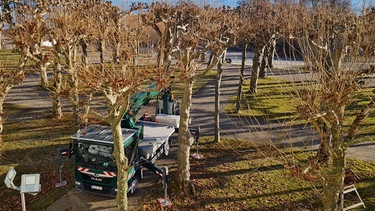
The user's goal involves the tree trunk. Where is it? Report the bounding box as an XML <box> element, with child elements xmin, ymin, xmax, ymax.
<box><xmin>111</xmin><ymin>122</ymin><xmax>129</xmax><ymax>211</ymax></box>
<box><xmin>177</xmin><ymin>80</ymin><xmax>195</xmax><ymax>191</ymax></box>
<box><xmin>249</xmin><ymin>45</ymin><xmax>265</xmax><ymax>94</ymax></box>
<box><xmin>215</xmin><ymin>58</ymin><xmax>223</xmax><ymax>143</ymax></box>
<box><xmin>0</xmin><ymin>83</ymin><xmax>17</xmax><ymax>136</ymax></box>
<box><xmin>322</xmin><ymin>147</ymin><xmax>346</xmax><ymax>210</ymax></box>
<box><xmin>82</xmin><ymin>93</ymin><xmax>92</xmax><ymax>128</ymax></box>
<box><xmin>316</xmin><ymin>140</ymin><xmax>331</xmax><ymax>163</ymax></box>
<box><xmin>267</xmin><ymin>35</ymin><xmax>276</xmax><ymax>68</ymax></box>
<box><xmin>80</xmin><ymin>40</ymin><xmax>89</xmax><ymax>67</ymax></box>
<box><xmin>236</xmin><ymin>42</ymin><xmax>247</xmax><ymax>113</ymax></box>
<box><xmin>99</xmin><ymin>39</ymin><xmax>105</xmax><ymax>72</ymax></box>
<box><xmin>207</xmin><ymin>53</ymin><xmax>214</xmax><ymax>68</ymax></box>
<box><xmin>0</xmin><ymin>80</ymin><xmax>15</xmax><ymax>143</ymax></box>
<box><xmin>66</xmin><ymin>47</ymin><xmax>81</xmax><ymax>130</ymax></box>
<box><xmin>114</xmin><ymin>42</ymin><xmax>120</xmax><ymax>63</ymax></box>
<box><xmin>52</xmin><ymin>55</ymin><xmax>63</xmax><ymax>118</ymax></box>
<box><xmin>259</xmin><ymin>44</ymin><xmax>268</xmax><ymax>79</ymax></box>
<box><xmin>72</xmin><ymin>72</ymin><xmax>80</xmax><ymax>129</ymax></box>
<box><xmin>0</xmin><ymin>92</ymin><xmax>9</xmax><ymax>140</ymax></box>
<box><xmin>0</xmin><ymin>97</ymin><xmax>4</xmax><ymax>137</ymax></box>
<box><xmin>0</xmin><ymin>88</ymin><xmax>11</xmax><ymax>143</ymax></box>
<box><xmin>39</xmin><ymin>63</ymin><xmax>49</xmax><ymax>88</ymax></box>
<box><xmin>221</xmin><ymin>49</ymin><xmax>227</xmax><ymax>63</ymax></box>
<box><xmin>315</xmin><ymin>121</ymin><xmax>332</xmax><ymax>163</ymax></box>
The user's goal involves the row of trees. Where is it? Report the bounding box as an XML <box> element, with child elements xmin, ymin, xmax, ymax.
<box><xmin>1</xmin><ymin>0</ymin><xmax>374</xmax><ymax>210</ymax></box>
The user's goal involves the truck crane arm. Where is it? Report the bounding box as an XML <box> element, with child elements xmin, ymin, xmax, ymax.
<box><xmin>121</xmin><ymin>83</ymin><xmax>159</xmax><ymax>129</ymax></box>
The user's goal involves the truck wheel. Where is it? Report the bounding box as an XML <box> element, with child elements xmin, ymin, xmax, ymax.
<box><xmin>164</xmin><ymin>141</ymin><xmax>170</xmax><ymax>156</ymax></box>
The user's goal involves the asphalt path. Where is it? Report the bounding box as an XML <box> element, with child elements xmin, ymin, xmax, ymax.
<box><xmin>190</xmin><ymin>62</ymin><xmax>375</xmax><ymax>163</ymax></box>
<box><xmin>5</xmin><ymin>60</ymin><xmax>375</xmax><ymax>211</ymax></box>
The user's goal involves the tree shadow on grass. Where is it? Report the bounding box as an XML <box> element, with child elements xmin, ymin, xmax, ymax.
<box><xmin>195</xmin><ymin>186</ymin><xmax>320</xmax><ymax>210</ymax></box>
<box><xmin>191</xmin><ymin>163</ymin><xmax>285</xmax><ymax>180</ymax></box>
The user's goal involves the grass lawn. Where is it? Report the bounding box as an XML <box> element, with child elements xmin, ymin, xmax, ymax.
<box><xmin>0</xmin><ymin>104</ymin><xmax>76</xmax><ymax>210</ymax></box>
<box><xmin>225</xmin><ymin>75</ymin><xmax>375</xmax><ymax>142</ymax></box>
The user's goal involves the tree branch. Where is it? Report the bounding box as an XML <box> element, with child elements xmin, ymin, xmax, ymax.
<box><xmin>345</xmin><ymin>92</ymin><xmax>375</xmax><ymax>145</ymax></box>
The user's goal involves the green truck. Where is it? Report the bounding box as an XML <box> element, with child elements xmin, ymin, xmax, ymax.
<box><xmin>58</xmin><ymin>85</ymin><xmax>191</xmax><ymax>196</ymax></box>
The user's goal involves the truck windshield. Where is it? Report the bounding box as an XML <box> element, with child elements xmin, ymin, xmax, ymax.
<box><xmin>76</xmin><ymin>143</ymin><xmax>117</xmax><ymax>171</ymax></box>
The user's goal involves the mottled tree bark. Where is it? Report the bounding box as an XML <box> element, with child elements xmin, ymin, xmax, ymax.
<box><xmin>259</xmin><ymin>44</ymin><xmax>268</xmax><ymax>79</ymax></box>
<box><xmin>111</xmin><ymin>122</ymin><xmax>129</xmax><ymax>211</ymax></box>
<box><xmin>80</xmin><ymin>39</ymin><xmax>89</xmax><ymax>67</ymax></box>
<box><xmin>236</xmin><ymin>42</ymin><xmax>247</xmax><ymax>113</ymax></box>
<box><xmin>177</xmin><ymin>80</ymin><xmax>195</xmax><ymax>191</ymax></box>
<box><xmin>249</xmin><ymin>45</ymin><xmax>265</xmax><ymax>94</ymax></box>
<box><xmin>38</xmin><ymin>62</ymin><xmax>49</xmax><ymax>88</ymax></box>
<box><xmin>267</xmin><ymin>35</ymin><xmax>276</xmax><ymax>68</ymax></box>
<box><xmin>52</xmin><ymin>53</ymin><xmax>63</xmax><ymax>118</ymax></box>
<box><xmin>99</xmin><ymin>39</ymin><xmax>105</xmax><ymax>72</ymax></box>
<box><xmin>322</xmin><ymin>139</ymin><xmax>346</xmax><ymax>210</ymax></box>
<box><xmin>215</xmin><ymin>57</ymin><xmax>223</xmax><ymax>143</ymax></box>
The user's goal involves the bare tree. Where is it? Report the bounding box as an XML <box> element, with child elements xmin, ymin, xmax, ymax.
<box><xmin>259</xmin><ymin>33</ymin><xmax>277</xmax><ymax>78</ymax></box>
<box><xmin>246</xmin><ymin>1</ymin><xmax>278</xmax><ymax>94</ymax></box>
<box><xmin>210</xmin><ymin>7</ymin><xmax>238</xmax><ymax>143</ymax></box>
<box><xmin>48</xmin><ymin>1</ymin><xmax>85</xmax><ymax>126</ymax></box>
<box><xmin>152</xmin><ymin>2</ymin><xmax>235</xmax><ymax>191</ymax></box>
<box><xmin>6</xmin><ymin>1</ymin><xmax>69</xmax><ymax>119</ymax></box>
<box><xmin>91</xmin><ymin>1</ymin><xmax>117</xmax><ymax>72</ymax></box>
<box><xmin>15</xmin><ymin>1</ymin><xmax>51</xmax><ymax>88</ymax></box>
<box><xmin>76</xmin><ymin>3</ymin><xmax>165</xmax><ymax>209</ymax></box>
<box><xmin>147</xmin><ymin>2</ymin><xmax>177</xmax><ymax>77</ymax></box>
<box><xmin>280</xmin><ymin>2</ymin><xmax>375</xmax><ymax>209</ymax></box>
<box><xmin>0</xmin><ymin>1</ymin><xmax>12</xmax><ymax>50</ymax></box>
<box><xmin>47</xmin><ymin>0</ymin><xmax>121</xmax><ymax>127</ymax></box>
<box><xmin>235</xmin><ymin>1</ymin><xmax>278</xmax><ymax>112</ymax></box>
<box><xmin>235</xmin><ymin>41</ymin><xmax>248</xmax><ymax>113</ymax></box>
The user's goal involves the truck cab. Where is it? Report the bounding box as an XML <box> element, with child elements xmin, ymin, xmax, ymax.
<box><xmin>72</xmin><ymin>125</ymin><xmax>141</xmax><ymax>196</ymax></box>
<box><xmin>70</xmin><ymin>120</ymin><xmax>175</xmax><ymax>196</ymax></box>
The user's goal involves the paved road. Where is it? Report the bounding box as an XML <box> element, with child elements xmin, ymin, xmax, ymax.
<box><xmin>5</xmin><ymin>60</ymin><xmax>375</xmax><ymax>211</ymax></box>
<box><xmin>190</xmin><ymin>62</ymin><xmax>375</xmax><ymax>162</ymax></box>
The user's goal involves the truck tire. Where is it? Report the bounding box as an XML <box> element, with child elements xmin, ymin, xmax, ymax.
<box><xmin>164</xmin><ymin>140</ymin><xmax>170</xmax><ymax>156</ymax></box>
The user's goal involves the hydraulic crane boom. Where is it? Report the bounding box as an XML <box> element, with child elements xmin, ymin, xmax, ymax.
<box><xmin>121</xmin><ymin>83</ymin><xmax>159</xmax><ymax>129</ymax></box>
<box><xmin>121</xmin><ymin>82</ymin><xmax>180</xmax><ymax>129</ymax></box>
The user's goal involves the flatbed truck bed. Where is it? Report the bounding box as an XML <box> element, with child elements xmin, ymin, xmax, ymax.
<box><xmin>136</xmin><ymin>121</ymin><xmax>175</xmax><ymax>162</ymax></box>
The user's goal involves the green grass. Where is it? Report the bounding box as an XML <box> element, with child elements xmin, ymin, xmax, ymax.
<box><xmin>0</xmin><ymin>50</ymin><xmax>37</xmax><ymax>71</ymax></box>
<box><xmin>225</xmin><ymin>76</ymin><xmax>375</xmax><ymax>140</ymax></box>
<box><xmin>225</xmin><ymin>77</ymin><xmax>300</xmax><ymax>121</ymax></box>
<box><xmin>0</xmin><ymin>104</ymin><xmax>76</xmax><ymax>210</ymax></box>
<box><xmin>344</xmin><ymin>88</ymin><xmax>375</xmax><ymax>143</ymax></box>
